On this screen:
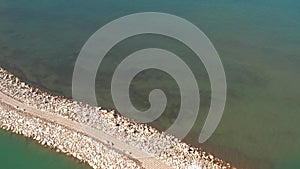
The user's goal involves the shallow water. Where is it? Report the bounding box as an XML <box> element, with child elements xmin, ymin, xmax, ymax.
<box><xmin>0</xmin><ymin>130</ymin><xmax>88</xmax><ymax>169</ymax></box>
<box><xmin>0</xmin><ymin>0</ymin><xmax>299</xmax><ymax>169</ymax></box>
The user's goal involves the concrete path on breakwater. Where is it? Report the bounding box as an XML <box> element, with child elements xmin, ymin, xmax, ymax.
<box><xmin>0</xmin><ymin>91</ymin><xmax>171</xmax><ymax>169</ymax></box>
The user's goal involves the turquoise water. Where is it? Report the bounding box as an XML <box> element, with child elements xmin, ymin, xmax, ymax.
<box><xmin>0</xmin><ymin>0</ymin><xmax>300</xmax><ymax>169</ymax></box>
<box><xmin>0</xmin><ymin>130</ymin><xmax>88</xmax><ymax>169</ymax></box>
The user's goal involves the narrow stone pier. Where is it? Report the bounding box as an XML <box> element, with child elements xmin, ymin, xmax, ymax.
<box><xmin>0</xmin><ymin>67</ymin><xmax>234</xmax><ymax>169</ymax></box>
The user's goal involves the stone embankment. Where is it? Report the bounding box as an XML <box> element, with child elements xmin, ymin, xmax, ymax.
<box><xmin>0</xmin><ymin>67</ymin><xmax>233</xmax><ymax>169</ymax></box>
<box><xmin>0</xmin><ymin>102</ymin><xmax>141</xmax><ymax>168</ymax></box>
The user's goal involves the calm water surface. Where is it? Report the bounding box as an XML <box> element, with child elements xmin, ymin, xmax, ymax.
<box><xmin>0</xmin><ymin>0</ymin><xmax>299</xmax><ymax>169</ymax></box>
<box><xmin>0</xmin><ymin>130</ymin><xmax>88</xmax><ymax>169</ymax></box>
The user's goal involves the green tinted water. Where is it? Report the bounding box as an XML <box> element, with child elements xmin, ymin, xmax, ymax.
<box><xmin>0</xmin><ymin>0</ymin><xmax>299</xmax><ymax>169</ymax></box>
<box><xmin>0</xmin><ymin>130</ymin><xmax>88</xmax><ymax>169</ymax></box>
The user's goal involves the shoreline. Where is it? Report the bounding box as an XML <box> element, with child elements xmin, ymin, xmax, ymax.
<box><xmin>0</xmin><ymin>66</ymin><xmax>234</xmax><ymax>169</ymax></box>
<box><xmin>0</xmin><ymin>129</ymin><xmax>91</xmax><ymax>169</ymax></box>
<box><xmin>0</xmin><ymin>101</ymin><xmax>141</xmax><ymax>168</ymax></box>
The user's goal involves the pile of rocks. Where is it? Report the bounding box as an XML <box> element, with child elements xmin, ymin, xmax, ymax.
<box><xmin>0</xmin><ymin>67</ymin><xmax>233</xmax><ymax>169</ymax></box>
<box><xmin>0</xmin><ymin>102</ymin><xmax>141</xmax><ymax>169</ymax></box>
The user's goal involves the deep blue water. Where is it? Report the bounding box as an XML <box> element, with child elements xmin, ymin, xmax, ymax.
<box><xmin>0</xmin><ymin>1</ymin><xmax>300</xmax><ymax>169</ymax></box>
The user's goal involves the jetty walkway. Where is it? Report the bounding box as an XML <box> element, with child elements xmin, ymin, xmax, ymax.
<box><xmin>0</xmin><ymin>67</ymin><xmax>233</xmax><ymax>169</ymax></box>
<box><xmin>0</xmin><ymin>90</ymin><xmax>170</xmax><ymax>169</ymax></box>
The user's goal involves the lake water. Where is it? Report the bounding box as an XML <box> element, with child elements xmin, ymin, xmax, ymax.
<box><xmin>0</xmin><ymin>0</ymin><xmax>299</xmax><ymax>169</ymax></box>
<box><xmin>0</xmin><ymin>130</ymin><xmax>88</xmax><ymax>169</ymax></box>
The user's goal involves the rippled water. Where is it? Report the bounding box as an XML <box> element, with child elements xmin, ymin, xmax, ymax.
<box><xmin>0</xmin><ymin>0</ymin><xmax>299</xmax><ymax>169</ymax></box>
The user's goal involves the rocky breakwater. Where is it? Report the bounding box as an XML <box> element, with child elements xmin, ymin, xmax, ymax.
<box><xmin>0</xmin><ymin>101</ymin><xmax>141</xmax><ymax>168</ymax></box>
<box><xmin>0</xmin><ymin>67</ymin><xmax>234</xmax><ymax>169</ymax></box>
